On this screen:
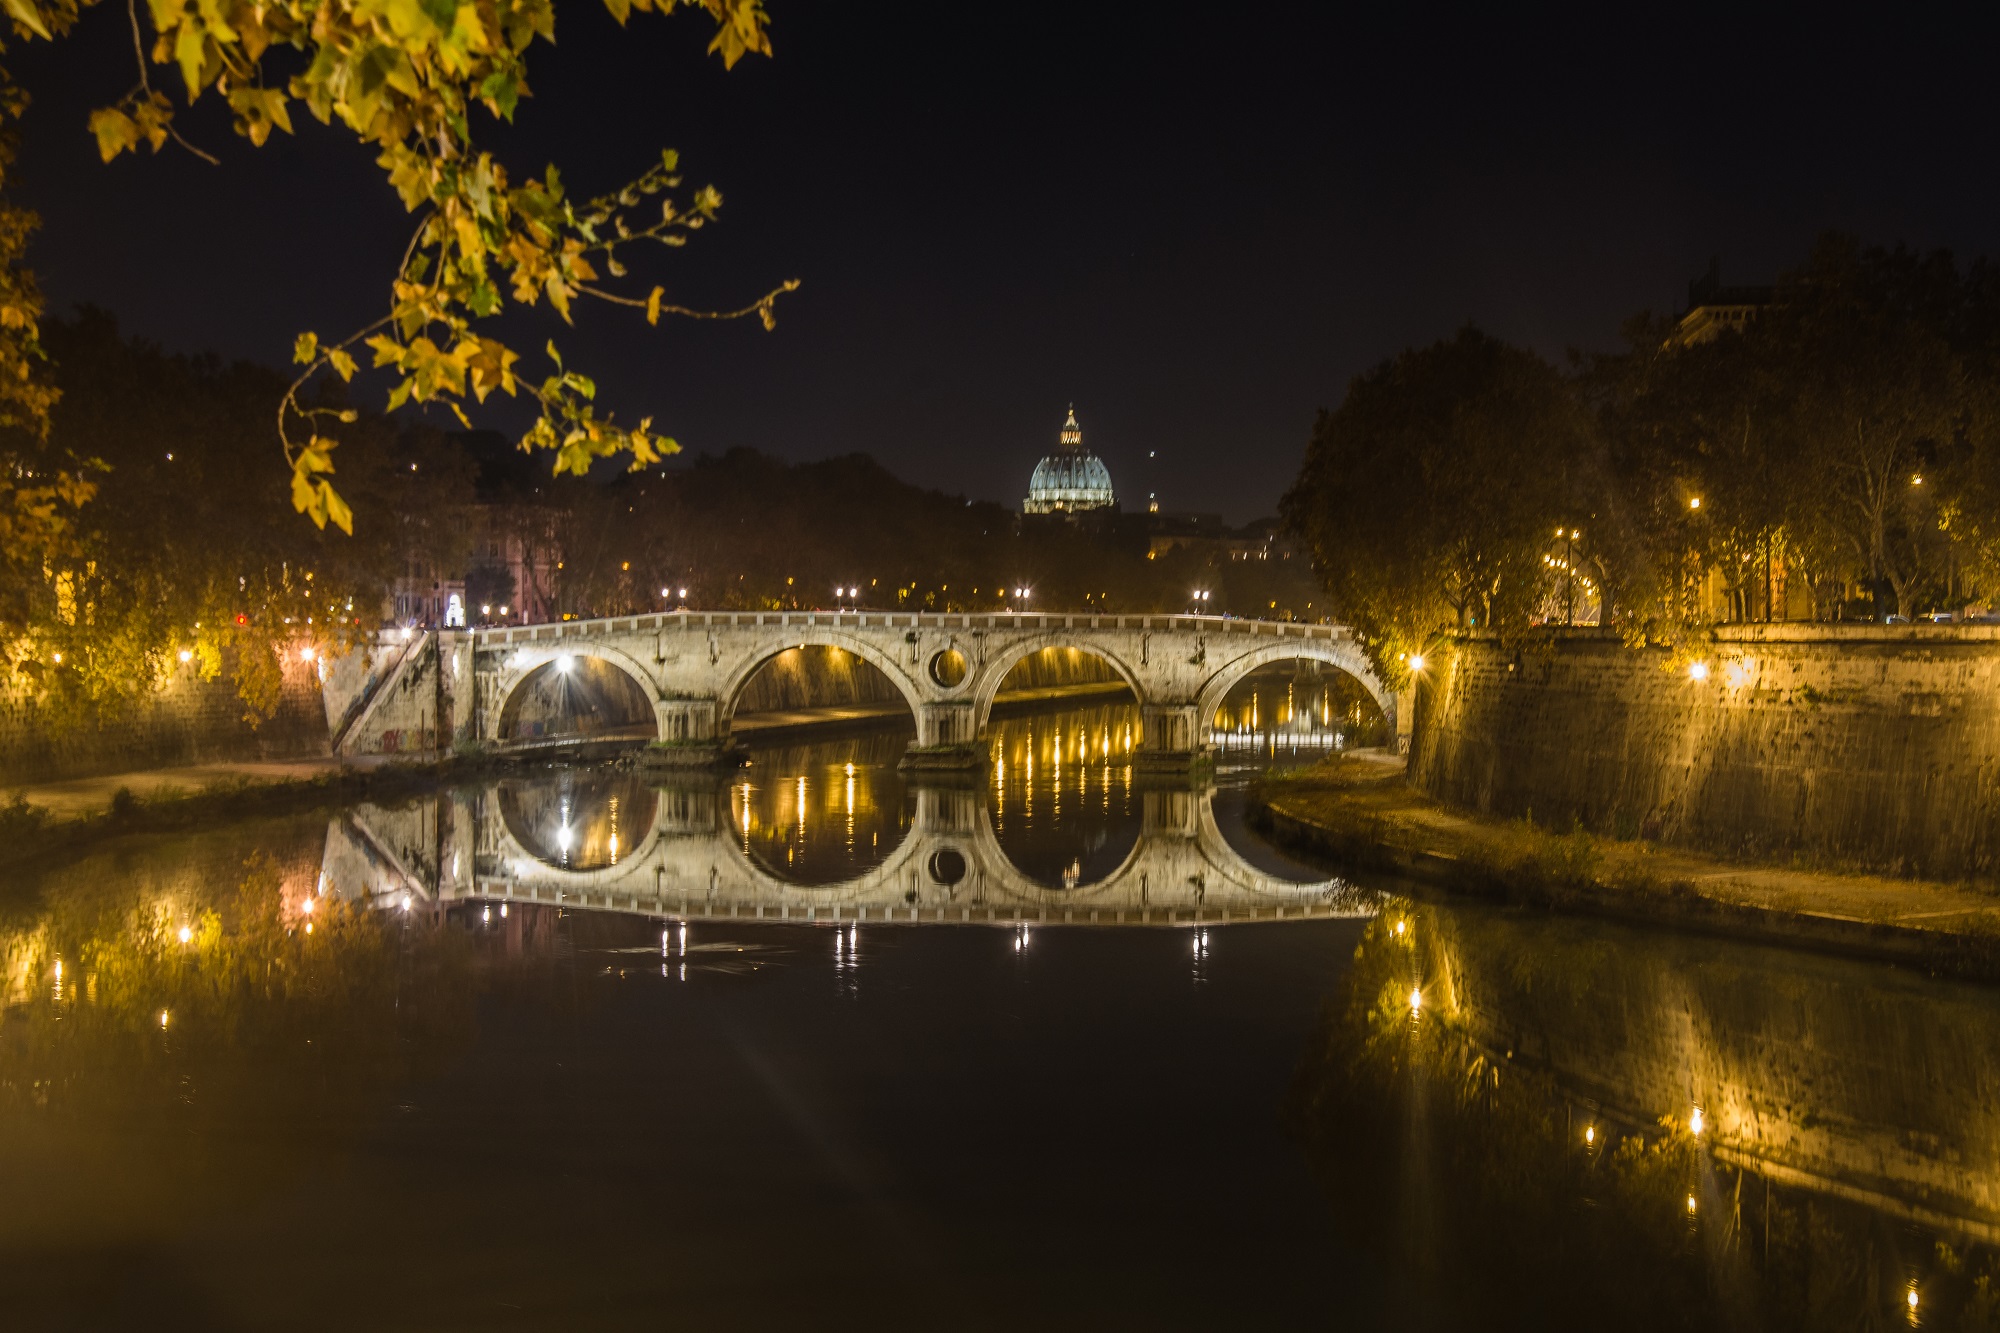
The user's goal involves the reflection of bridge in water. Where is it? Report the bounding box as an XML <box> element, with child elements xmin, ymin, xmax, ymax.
<box><xmin>321</xmin><ymin>778</ymin><xmax>1376</xmax><ymax>928</ymax></box>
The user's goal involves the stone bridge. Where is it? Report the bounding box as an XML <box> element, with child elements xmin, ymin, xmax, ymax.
<box><xmin>320</xmin><ymin>779</ymin><xmax>1376</xmax><ymax>928</ymax></box>
<box><xmin>324</xmin><ymin>612</ymin><xmax>1389</xmax><ymax>767</ymax></box>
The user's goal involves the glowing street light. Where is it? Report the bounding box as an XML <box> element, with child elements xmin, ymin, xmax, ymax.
<box><xmin>1689</xmin><ymin>496</ymin><xmax>1702</xmax><ymax>510</ymax></box>
<box><xmin>1408</xmin><ymin>986</ymin><xmax>1422</xmax><ymax>1012</ymax></box>
<box><xmin>1408</xmin><ymin>653</ymin><xmax>1427</xmax><ymax>673</ymax></box>
<box><xmin>1689</xmin><ymin>1105</ymin><xmax>1705</xmax><ymax>1137</ymax></box>
<box><xmin>555</xmin><ymin>654</ymin><xmax>574</xmax><ymax>673</ymax></box>
<box><xmin>1688</xmin><ymin>661</ymin><xmax>1709</xmax><ymax>682</ymax></box>
<box><xmin>178</xmin><ymin>649</ymin><xmax>193</xmax><ymax>663</ymax></box>
<box><xmin>177</xmin><ymin>926</ymin><xmax>193</xmax><ymax>944</ymax></box>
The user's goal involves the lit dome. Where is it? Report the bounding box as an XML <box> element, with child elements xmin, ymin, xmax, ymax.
<box><xmin>1024</xmin><ymin>407</ymin><xmax>1116</xmax><ymax>514</ymax></box>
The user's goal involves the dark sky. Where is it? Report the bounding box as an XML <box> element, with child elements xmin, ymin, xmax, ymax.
<box><xmin>18</xmin><ymin>4</ymin><xmax>2000</xmax><ymax>522</ymax></box>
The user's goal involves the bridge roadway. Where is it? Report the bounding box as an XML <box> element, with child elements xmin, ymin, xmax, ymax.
<box><xmin>326</xmin><ymin>612</ymin><xmax>1391</xmax><ymax>765</ymax></box>
<box><xmin>320</xmin><ymin>780</ymin><xmax>1378</xmax><ymax>928</ymax></box>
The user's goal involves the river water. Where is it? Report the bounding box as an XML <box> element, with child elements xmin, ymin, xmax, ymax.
<box><xmin>4</xmin><ymin>698</ymin><xmax>2000</xmax><ymax>1329</ymax></box>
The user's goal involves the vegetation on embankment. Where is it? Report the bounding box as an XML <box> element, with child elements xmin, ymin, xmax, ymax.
<box><xmin>0</xmin><ymin>758</ymin><xmax>490</xmax><ymax>875</ymax></box>
<box><xmin>1251</xmin><ymin>754</ymin><xmax>2000</xmax><ymax>980</ymax></box>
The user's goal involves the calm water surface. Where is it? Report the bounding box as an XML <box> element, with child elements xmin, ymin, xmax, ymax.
<box><xmin>4</xmin><ymin>700</ymin><xmax>2000</xmax><ymax>1330</ymax></box>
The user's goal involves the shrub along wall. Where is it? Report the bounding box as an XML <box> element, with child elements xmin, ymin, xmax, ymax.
<box><xmin>1409</xmin><ymin>626</ymin><xmax>2000</xmax><ymax>880</ymax></box>
<box><xmin>0</xmin><ymin>654</ymin><xmax>329</xmax><ymax>786</ymax></box>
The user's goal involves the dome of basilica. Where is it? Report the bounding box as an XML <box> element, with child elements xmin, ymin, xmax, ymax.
<box><xmin>1024</xmin><ymin>408</ymin><xmax>1116</xmax><ymax>514</ymax></box>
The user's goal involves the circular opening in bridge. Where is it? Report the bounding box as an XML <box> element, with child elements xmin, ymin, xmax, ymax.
<box><xmin>1210</xmin><ymin>660</ymin><xmax>1387</xmax><ymax>765</ymax></box>
<box><xmin>497</xmin><ymin>770</ymin><xmax>660</xmax><ymax>872</ymax></box>
<box><xmin>927</xmin><ymin>648</ymin><xmax>968</xmax><ymax>689</ymax></box>
<box><xmin>497</xmin><ymin>656</ymin><xmax>654</xmax><ymax>747</ymax></box>
<box><xmin>927</xmin><ymin>848</ymin><xmax>967</xmax><ymax>886</ymax></box>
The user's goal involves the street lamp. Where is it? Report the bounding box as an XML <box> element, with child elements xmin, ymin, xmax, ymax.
<box><xmin>1191</xmin><ymin>589</ymin><xmax>1211</xmax><ymax>611</ymax></box>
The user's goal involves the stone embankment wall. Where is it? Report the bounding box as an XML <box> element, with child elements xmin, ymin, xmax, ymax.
<box><xmin>1410</xmin><ymin>626</ymin><xmax>2000</xmax><ymax>879</ymax></box>
<box><xmin>0</xmin><ymin>654</ymin><xmax>327</xmax><ymax>787</ymax></box>
<box><xmin>733</xmin><ymin>645</ymin><xmax>1121</xmax><ymax>715</ymax></box>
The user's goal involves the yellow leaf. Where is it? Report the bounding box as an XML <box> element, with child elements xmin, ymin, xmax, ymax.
<box><xmin>645</xmin><ymin>286</ymin><xmax>663</xmax><ymax>326</ymax></box>
<box><xmin>293</xmin><ymin>331</ymin><xmax>319</xmax><ymax>364</ymax></box>
<box><xmin>175</xmin><ymin>23</ymin><xmax>206</xmax><ymax>99</ymax></box>
<box><xmin>327</xmin><ymin>348</ymin><xmax>358</xmax><ymax>381</ymax></box>
<box><xmin>324</xmin><ymin>484</ymin><xmax>353</xmax><ymax>535</ymax></box>
<box><xmin>88</xmin><ymin>108</ymin><xmax>141</xmax><ymax>162</ymax></box>
<box><xmin>3</xmin><ymin>0</ymin><xmax>51</xmax><ymax>40</ymax></box>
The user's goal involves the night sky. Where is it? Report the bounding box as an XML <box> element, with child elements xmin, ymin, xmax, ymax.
<box><xmin>17</xmin><ymin>4</ymin><xmax>2000</xmax><ymax>522</ymax></box>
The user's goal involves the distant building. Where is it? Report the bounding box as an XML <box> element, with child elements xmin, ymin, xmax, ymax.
<box><xmin>1024</xmin><ymin>407</ymin><xmax>1117</xmax><ymax>514</ymax></box>
<box><xmin>1671</xmin><ymin>257</ymin><xmax>1773</xmax><ymax>346</ymax></box>
<box><xmin>387</xmin><ymin>433</ymin><xmax>560</xmax><ymax>629</ymax></box>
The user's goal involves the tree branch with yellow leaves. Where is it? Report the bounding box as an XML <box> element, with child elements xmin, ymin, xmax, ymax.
<box><xmin>4</xmin><ymin>0</ymin><xmax>794</xmax><ymax>534</ymax></box>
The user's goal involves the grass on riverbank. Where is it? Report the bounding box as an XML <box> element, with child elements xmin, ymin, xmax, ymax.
<box><xmin>0</xmin><ymin>760</ymin><xmax>475</xmax><ymax>874</ymax></box>
<box><xmin>1252</xmin><ymin>754</ymin><xmax>2000</xmax><ymax>972</ymax></box>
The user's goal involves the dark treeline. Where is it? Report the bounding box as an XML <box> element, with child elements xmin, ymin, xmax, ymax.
<box><xmin>535</xmin><ymin>447</ymin><xmax>1319</xmax><ymax>621</ymax></box>
<box><xmin>9</xmin><ymin>313</ymin><xmax>1320</xmax><ymax>718</ymax></box>
<box><xmin>1285</xmin><ymin>235</ymin><xmax>2000</xmax><ymax>686</ymax></box>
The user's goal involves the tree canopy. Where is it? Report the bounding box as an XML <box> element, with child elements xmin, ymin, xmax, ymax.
<box><xmin>1284</xmin><ymin>235</ymin><xmax>2000</xmax><ymax>680</ymax></box>
<box><xmin>1282</xmin><ymin>328</ymin><xmax>1595</xmax><ymax>685</ymax></box>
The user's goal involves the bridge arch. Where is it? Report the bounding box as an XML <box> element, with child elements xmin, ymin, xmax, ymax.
<box><xmin>966</xmin><ymin>633</ymin><xmax>1146</xmax><ymax>736</ymax></box>
<box><xmin>716</xmin><ymin>629</ymin><xmax>928</xmax><ymax>734</ymax></box>
<box><xmin>495</xmin><ymin>648</ymin><xmax>660</xmax><ymax>745</ymax></box>
<box><xmin>1194</xmin><ymin>640</ymin><xmax>1392</xmax><ymax>740</ymax></box>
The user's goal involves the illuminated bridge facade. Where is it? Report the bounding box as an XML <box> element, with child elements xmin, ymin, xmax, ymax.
<box><xmin>326</xmin><ymin>612</ymin><xmax>1391</xmax><ymax>767</ymax></box>
<box><xmin>320</xmin><ymin>781</ymin><xmax>1376</xmax><ymax>927</ymax></box>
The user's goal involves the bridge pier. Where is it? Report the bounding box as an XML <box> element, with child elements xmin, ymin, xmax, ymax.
<box><xmin>1136</xmin><ymin>703</ymin><xmax>1210</xmax><ymax>771</ymax></box>
<box><xmin>643</xmin><ymin>698</ymin><xmax>732</xmax><ymax>769</ymax></box>
<box><xmin>900</xmin><ymin>701</ymin><xmax>988</xmax><ymax>771</ymax></box>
